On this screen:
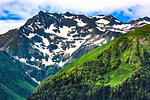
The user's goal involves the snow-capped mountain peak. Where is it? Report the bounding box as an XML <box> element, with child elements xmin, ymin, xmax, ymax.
<box><xmin>0</xmin><ymin>11</ymin><xmax>150</xmax><ymax>81</ymax></box>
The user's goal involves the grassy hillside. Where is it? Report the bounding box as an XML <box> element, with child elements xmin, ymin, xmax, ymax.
<box><xmin>0</xmin><ymin>51</ymin><xmax>38</xmax><ymax>100</ymax></box>
<box><xmin>28</xmin><ymin>25</ymin><xmax>150</xmax><ymax>100</ymax></box>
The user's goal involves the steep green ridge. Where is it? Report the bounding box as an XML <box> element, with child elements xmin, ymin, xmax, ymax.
<box><xmin>28</xmin><ymin>25</ymin><xmax>150</xmax><ymax>100</ymax></box>
<box><xmin>0</xmin><ymin>51</ymin><xmax>38</xmax><ymax>100</ymax></box>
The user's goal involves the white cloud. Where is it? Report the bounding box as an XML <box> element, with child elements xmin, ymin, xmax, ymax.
<box><xmin>0</xmin><ymin>0</ymin><xmax>150</xmax><ymax>20</ymax></box>
<box><xmin>0</xmin><ymin>20</ymin><xmax>25</xmax><ymax>34</ymax></box>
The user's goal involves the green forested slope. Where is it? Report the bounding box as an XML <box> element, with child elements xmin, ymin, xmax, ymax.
<box><xmin>0</xmin><ymin>51</ymin><xmax>38</xmax><ymax>100</ymax></box>
<box><xmin>28</xmin><ymin>25</ymin><xmax>150</xmax><ymax>100</ymax></box>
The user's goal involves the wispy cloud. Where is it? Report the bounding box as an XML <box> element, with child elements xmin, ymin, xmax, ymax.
<box><xmin>0</xmin><ymin>0</ymin><xmax>150</xmax><ymax>21</ymax></box>
<box><xmin>0</xmin><ymin>20</ymin><xmax>25</xmax><ymax>34</ymax></box>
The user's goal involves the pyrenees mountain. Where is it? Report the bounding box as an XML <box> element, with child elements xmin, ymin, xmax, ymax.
<box><xmin>28</xmin><ymin>24</ymin><xmax>150</xmax><ymax>100</ymax></box>
<box><xmin>0</xmin><ymin>51</ymin><xmax>38</xmax><ymax>100</ymax></box>
<box><xmin>0</xmin><ymin>11</ymin><xmax>150</xmax><ymax>82</ymax></box>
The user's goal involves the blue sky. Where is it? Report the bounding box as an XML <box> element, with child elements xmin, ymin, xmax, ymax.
<box><xmin>0</xmin><ymin>0</ymin><xmax>150</xmax><ymax>33</ymax></box>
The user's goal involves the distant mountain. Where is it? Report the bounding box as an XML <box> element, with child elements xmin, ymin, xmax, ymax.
<box><xmin>0</xmin><ymin>11</ymin><xmax>150</xmax><ymax>82</ymax></box>
<box><xmin>0</xmin><ymin>51</ymin><xmax>38</xmax><ymax>100</ymax></box>
<box><xmin>27</xmin><ymin>24</ymin><xmax>150</xmax><ymax>100</ymax></box>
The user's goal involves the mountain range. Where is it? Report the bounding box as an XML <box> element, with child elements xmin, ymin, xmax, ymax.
<box><xmin>0</xmin><ymin>11</ymin><xmax>150</xmax><ymax>100</ymax></box>
<box><xmin>0</xmin><ymin>11</ymin><xmax>150</xmax><ymax>82</ymax></box>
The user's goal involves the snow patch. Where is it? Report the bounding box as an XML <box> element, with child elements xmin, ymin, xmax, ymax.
<box><xmin>33</xmin><ymin>42</ymin><xmax>52</xmax><ymax>57</ymax></box>
<box><xmin>113</xmin><ymin>24</ymin><xmax>131</xmax><ymax>29</ymax></box>
<box><xmin>74</xmin><ymin>19</ymin><xmax>87</xmax><ymax>27</ymax></box>
<box><xmin>109</xmin><ymin>29</ymin><xmax>126</xmax><ymax>33</ymax></box>
<box><xmin>111</xmin><ymin>37</ymin><xmax>114</xmax><ymax>40</ymax></box>
<box><xmin>90</xmin><ymin>15</ymin><xmax>105</xmax><ymax>19</ymax></box>
<box><xmin>85</xmin><ymin>35</ymin><xmax>91</xmax><ymax>39</ymax></box>
<box><xmin>58</xmin><ymin>26</ymin><xmax>72</xmax><ymax>38</ymax></box>
<box><xmin>45</xmin><ymin>25</ymin><xmax>74</xmax><ymax>38</ymax></box>
<box><xmin>42</xmin><ymin>58</ymin><xmax>54</xmax><ymax>66</ymax></box>
<box><xmin>57</xmin><ymin>35</ymin><xmax>91</xmax><ymax>67</ymax></box>
<box><xmin>58</xmin><ymin>61</ymin><xmax>65</xmax><ymax>67</ymax></box>
<box><xmin>138</xmin><ymin>20</ymin><xmax>150</xmax><ymax>25</ymax></box>
<box><xmin>115</xmin><ymin>20</ymin><xmax>121</xmax><ymax>23</ymax></box>
<box><xmin>104</xmin><ymin>39</ymin><xmax>107</xmax><ymax>44</ymax></box>
<box><xmin>41</xmin><ymin>36</ymin><xmax>50</xmax><ymax>46</ymax></box>
<box><xmin>31</xmin><ymin>57</ymin><xmax>35</xmax><ymax>61</ymax></box>
<box><xmin>96</xmin><ymin>23</ymin><xmax>105</xmax><ymax>27</ymax></box>
<box><xmin>26</xmin><ymin>33</ymin><xmax>36</xmax><ymax>39</ymax></box>
<box><xmin>25</xmin><ymin>72</ymin><xmax>40</xmax><ymax>84</ymax></box>
<box><xmin>96</xmin><ymin>19</ymin><xmax>110</xmax><ymax>24</ymax></box>
<box><xmin>65</xmin><ymin>40</ymin><xmax>83</xmax><ymax>55</ymax></box>
<box><xmin>14</xmin><ymin>56</ymin><xmax>41</xmax><ymax>70</ymax></box>
<box><xmin>48</xmin><ymin>14</ymin><xmax>57</xmax><ymax>19</ymax></box>
<box><xmin>64</xmin><ymin>15</ymin><xmax>74</xmax><ymax>19</ymax></box>
<box><xmin>25</xmin><ymin>63</ymin><xmax>41</xmax><ymax>70</ymax></box>
<box><xmin>97</xmin><ymin>27</ymin><xmax>105</xmax><ymax>32</ymax></box>
<box><xmin>58</xmin><ymin>40</ymin><xmax>85</xmax><ymax>67</ymax></box>
<box><xmin>35</xmin><ymin>22</ymin><xmax>44</xmax><ymax>29</ymax></box>
<box><xmin>45</xmin><ymin>24</ymin><xmax>57</xmax><ymax>33</ymax></box>
<box><xmin>19</xmin><ymin>58</ymin><xmax>27</xmax><ymax>63</ymax></box>
<box><xmin>88</xmin><ymin>29</ymin><xmax>93</xmax><ymax>32</ymax></box>
<box><xmin>94</xmin><ymin>38</ymin><xmax>105</xmax><ymax>45</ymax></box>
<box><xmin>50</xmin><ymin>35</ymin><xmax>55</xmax><ymax>40</ymax></box>
<box><xmin>28</xmin><ymin>24</ymin><xmax>34</xmax><ymax>31</ymax></box>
